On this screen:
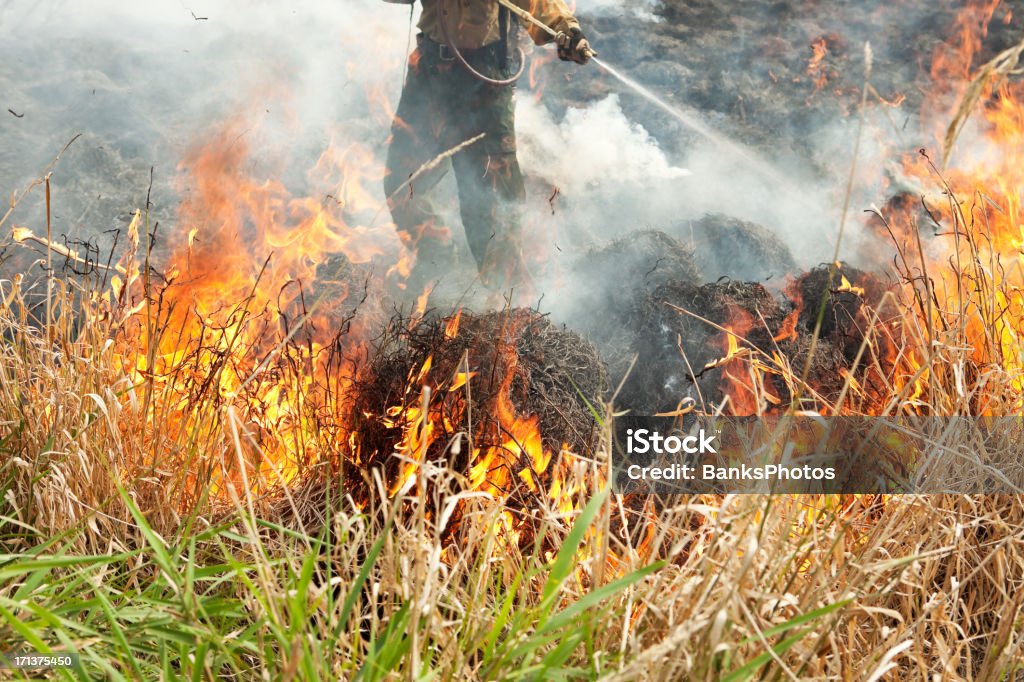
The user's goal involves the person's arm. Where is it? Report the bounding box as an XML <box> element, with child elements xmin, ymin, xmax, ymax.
<box><xmin>511</xmin><ymin>0</ymin><xmax>593</xmax><ymax>63</ymax></box>
<box><xmin>511</xmin><ymin>0</ymin><xmax>578</xmax><ymax>45</ymax></box>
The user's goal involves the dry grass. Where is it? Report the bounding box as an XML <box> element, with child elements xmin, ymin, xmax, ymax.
<box><xmin>1</xmin><ymin>100</ymin><xmax>1024</xmax><ymax>674</ymax></box>
<box><xmin>1</xmin><ymin>254</ymin><xmax>1023</xmax><ymax>680</ymax></box>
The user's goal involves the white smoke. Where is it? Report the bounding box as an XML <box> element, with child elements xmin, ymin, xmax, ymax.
<box><xmin>1</xmin><ymin>0</ymin><xmax>412</xmax><ymax>158</ymax></box>
<box><xmin>2</xmin><ymin>0</ymin><xmax>876</xmax><ymax>304</ymax></box>
<box><xmin>1</xmin><ymin>0</ymin><xmax>412</xmax><ymax>250</ymax></box>
<box><xmin>515</xmin><ymin>90</ymin><xmax>841</xmax><ymax>270</ymax></box>
<box><xmin>581</xmin><ymin>0</ymin><xmax>662</xmax><ymax>23</ymax></box>
<box><xmin>518</xmin><ymin>94</ymin><xmax>690</xmax><ymax>193</ymax></box>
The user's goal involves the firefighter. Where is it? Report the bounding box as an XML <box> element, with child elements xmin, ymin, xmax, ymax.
<box><xmin>383</xmin><ymin>0</ymin><xmax>592</xmax><ymax>297</ymax></box>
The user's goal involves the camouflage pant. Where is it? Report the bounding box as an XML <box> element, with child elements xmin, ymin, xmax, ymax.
<box><xmin>384</xmin><ymin>35</ymin><xmax>528</xmax><ymax>291</ymax></box>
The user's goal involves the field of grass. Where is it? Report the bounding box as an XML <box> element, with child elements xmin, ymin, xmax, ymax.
<box><xmin>4</xmin><ymin>34</ymin><xmax>1024</xmax><ymax>673</ymax></box>
<box><xmin>1</xmin><ymin>263</ymin><xmax>1023</xmax><ymax>680</ymax></box>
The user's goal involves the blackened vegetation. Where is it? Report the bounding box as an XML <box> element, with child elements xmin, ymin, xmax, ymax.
<box><xmin>795</xmin><ymin>264</ymin><xmax>891</xmax><ymax>358</ymax></box>
<box><xmin>619</xmin><ymin>279</ymin><xmax>787</xmax><ymax>414</ymax></box>
<box><xmin>565</xmin><ymin>229</ymin><xmax>702</xmax><ymax>378</ymax></box>
<box><xmin>572</xmin><ymin>230</ymin><xmax>702</xmax><ymax>312</ymax></box>
<box><xmin>681</xmin><ymin>213</ymin><xmax>797</xmax><ymax>283</ymax></box>
<box><xmin>612</xmin><ymin>264</ymin><xmax>895</xmax><ymax>415</ymax></box>
<box><xmin>790</xmin><ymin>264</ymin><xmax>899</xmax><ymax>406</ymax></box>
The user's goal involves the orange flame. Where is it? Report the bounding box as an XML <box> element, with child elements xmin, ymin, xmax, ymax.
<box><xmin>116</xmin><ymin>116</ymin><xmax>403</xmax><ymax>498</ymax></box>
<box><xmin>893</xmin><ymin>0</ymin><xmax>1024</xmax><ymax>409</ymax></box>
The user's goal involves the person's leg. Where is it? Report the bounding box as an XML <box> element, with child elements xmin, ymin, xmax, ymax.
<box><xmin>452</xmin><ymin>148</ymin><xmax>528</xmax><ymax>283</ymax></box>
<box><xmin>449</xmin><ymin>77</ymin><xmax>531</xmax><ymax>293</ymax></box>
<box><xmin>384</xmin><ymin>49</ymin><xmax>454</xmax><ymax>292</ymax></box>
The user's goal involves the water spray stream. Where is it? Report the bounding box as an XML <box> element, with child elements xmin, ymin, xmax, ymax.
<box><xmin>493</xmin><ymin>0</ymin><xmax>810</xmax><ymax>202</ymax></box>
<box><xmin>591</xmin><ymin>57</ymin><xmax>804</xmax><ymax>198</ymax></box>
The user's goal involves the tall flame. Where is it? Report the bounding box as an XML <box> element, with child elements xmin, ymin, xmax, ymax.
<box><xmin>120</xmin><ymin>118</ymin><xmax>402</xmax><ymax>498</ymax></box>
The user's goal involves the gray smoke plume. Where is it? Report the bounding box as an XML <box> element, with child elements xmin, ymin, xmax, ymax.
<box><xmin>0</xmin><ymin>0</ymin><xmax>1000</xmax><ymax>322</ymax></box>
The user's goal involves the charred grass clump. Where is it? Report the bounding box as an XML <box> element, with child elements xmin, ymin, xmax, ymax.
<box><xmin>614</xmin><ymin>263</ymin><xmax>909</xmax><ymax>415</ymax></box>
<box><xmin>618</xmin><ymin>278</ymin><xmax>788</xmax><ymax>414</ymax></box>
<box><xmin>679</xmin><ymin>213</ymin><xmax>798</xmax><ymax>283</ymax></box>
<box><xmin>563</xmin><ymin>229</ymin><xmax>701</xmax><ymax>379</ymax></box>
<box><xmin>784</xmin><ymin>263</ymin><xmax>901</xmax><ymax>408</ymax></box>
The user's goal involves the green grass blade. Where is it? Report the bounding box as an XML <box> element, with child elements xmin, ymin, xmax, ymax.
<box><xmin>333</xmin><ymin>516</ymin><xmax>392</xmax><ymax>641</ymax></box>
<box><xmin>538</xmin><ymin>489</ymin><xmax>608</xmax><ymax>622</ymax></box>
<box><xmin>737</xmin><ymin>598</ymin><xmax>852</xmax><ymax>645</ymax></box>
<box><xmin>543</xmin><ymin>560</ymin><xmax>664</xmax><ymax>633</ymax></box>
<box><xmin>722</xmin><ymin>629</ymin><xmax>811</xmax><ymax>682</ymax></box>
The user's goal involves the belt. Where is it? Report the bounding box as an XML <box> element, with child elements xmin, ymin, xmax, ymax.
<box><xmin>418</xmin><ymin>34</ymin><xmax>502</xmax><ymax>64</ymax></box>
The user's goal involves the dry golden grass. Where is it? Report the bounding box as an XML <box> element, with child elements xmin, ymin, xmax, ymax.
<box><xmin>1</xmin><ymin>260</ymin><xmax>1023</xmax><ymax>679</ymax></box>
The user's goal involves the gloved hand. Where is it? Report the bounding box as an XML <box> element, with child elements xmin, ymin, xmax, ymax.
<box><xmin>556</xmin><ymin>27</ymin><xmax>593</xmax><ymax>64</ymax></box>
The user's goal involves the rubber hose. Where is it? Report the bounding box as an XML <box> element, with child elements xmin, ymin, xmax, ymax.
<box><xmin>439</xmin><ymin>0</ymin><xmax>526</xmax><ymax>86</ymax></box>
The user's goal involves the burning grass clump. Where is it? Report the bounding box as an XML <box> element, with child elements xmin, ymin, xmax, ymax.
<box><xmin>355</xmin><ymin>308</ymin><xmax>607</xmax><ymax>453</ymax></box>
<box><xmin>613</xmin><ymin>263</ymin><xmax>906</xmax><ymax>415</ymax></box>
<box><xmin>348</xmin><ymin>308</ymin><xmax>607</xmax><ymax>542</ymax></box>
<box><xmin>619</xmin><ymin>279</ymin><xmax>789</xmax><ymax>414</ymax></box>
<box><xmin>785</xmin><ymin>263</ymin><xmax>899</xmax><ymax>406</ymax></box>
<box><xmin>794</xmin><ymin>264</ymin><xmax>891</xmax><ymax>354</ymax></box>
